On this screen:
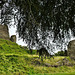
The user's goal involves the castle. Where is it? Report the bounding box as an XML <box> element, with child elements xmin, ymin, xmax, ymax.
<box><xmin>0</xmin><ymin>24</ymin><xmax>16</xmax><ymax>43</ymax></box>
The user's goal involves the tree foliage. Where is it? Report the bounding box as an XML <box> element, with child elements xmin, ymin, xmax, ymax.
<box><xmin>1</xmin><ymin>0</ymin><xmax>75</xmax><ymax>51</ymax></box>
<box><xmin>55</xmin><ymin>50</ymin><xmax>67</xmax><ymax>56</ymax></box>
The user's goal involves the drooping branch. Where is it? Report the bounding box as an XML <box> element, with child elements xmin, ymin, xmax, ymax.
<box><xmin>1</xmin><ymin>0</ymin><xmax>75</xmax><ymax>51</ymax></box>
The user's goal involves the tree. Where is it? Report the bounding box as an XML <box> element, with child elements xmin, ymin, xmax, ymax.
<box><xmin>1</xmin><ymin>0</ymin><xmax>75</xmax><ymax>52</ymax></box>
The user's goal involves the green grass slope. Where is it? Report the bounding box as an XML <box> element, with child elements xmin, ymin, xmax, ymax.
<box><xmin>0</xmin><ymin>39</ymin><xmax>75</xmax><ymax>75</ymax></box>
<box><xmin>0</xmin><ymin>39</ymin><xmax>28</xmax><ymax>55</ymax></box>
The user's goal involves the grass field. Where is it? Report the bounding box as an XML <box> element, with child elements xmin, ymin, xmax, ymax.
<box><xmin>0</xmin><ymin>39</ymin><xmax>75</xmax><ymax>75</ymax></box>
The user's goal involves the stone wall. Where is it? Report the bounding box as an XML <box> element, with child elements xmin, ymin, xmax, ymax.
<box><xmin>0</xmin><ymin>25</ymin><xmax>9</xmax><ymax>40</ymax></box>
<box><xmin>0</xmin><ymin>25</ymin><xmax>16</xmax><ymax>43</ymax></box>
<box><xmin>67</xmin><ymin>40</ymin><xmax>75</xmax><ymax>60</ymax></box>
<box><xmin>10</xmin><ymin>35</ymin><xmax>16</xmax><ymax>43</ymax></box>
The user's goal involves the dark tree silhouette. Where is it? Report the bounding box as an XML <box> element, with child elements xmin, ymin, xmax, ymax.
<box><xmin>1</xmin><ymin>0</ymin><xmax>75</xmax><ymax>52</ymax></box>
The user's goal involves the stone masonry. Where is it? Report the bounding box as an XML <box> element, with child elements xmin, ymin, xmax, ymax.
<box><xmin>0</xmin><ymin>24</ymin><xmax>9</xmax><ymax>40</ymax></box>
<box><xmin>10</xmin><ymin>35</ymin><xmax>16</xmax><ymax>43</ymax></box>
<box><xmin>0</xmin><ymin>24</ymin><xmax>16</xmax><ymax>43</ymax></box>
<box><xmin>67</xmin><ymin>40</ymin><xmax>75</xmax><ymax>60</ymax></box>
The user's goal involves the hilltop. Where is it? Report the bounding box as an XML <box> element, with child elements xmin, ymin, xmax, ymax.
<box><xmin>0</xmin><ymin>39</ymin><xmax>75</xmax><ymax>75</ymax></box>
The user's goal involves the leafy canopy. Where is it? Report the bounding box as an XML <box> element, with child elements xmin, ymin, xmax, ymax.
<box><xmin>1</xmin><ymin>0</ymin><xmax>75</xmax><ymax>51</ymax></box>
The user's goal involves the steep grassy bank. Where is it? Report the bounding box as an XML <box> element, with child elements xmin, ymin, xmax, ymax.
<box><xmin>0</xmin><ymin>39</ymin><xmax>28</xmax><ymax>55</ymax></box>
<box><xmin>0</xmin><ymin>39</ymin><xmax>75</xmax><ymax>75</ymax></box>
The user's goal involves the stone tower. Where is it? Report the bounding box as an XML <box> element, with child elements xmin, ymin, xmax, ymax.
<box><xmin>0</xmin><ymin>24</ymin><xmax>16</xmax><ymax>43</ymax></box>
<box><xmin>67</xmin><ymin>40</ymin><xmax>75</xmax><ymax>60</ymax></box>
<box><xmin>0</xmin><ymin>25</ymin><xmax>9</xmax><ymax>40</ymax></box>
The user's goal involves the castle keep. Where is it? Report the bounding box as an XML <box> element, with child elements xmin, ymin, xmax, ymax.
<box><xmin>0</xmin><ymin>25</ymin><xmax>9</xmax><ymax>40</ymax></box>
<box><xmin>0</xmin><ymin>25</ymin><xmax>16</xmax><ymax>43</ymax></box>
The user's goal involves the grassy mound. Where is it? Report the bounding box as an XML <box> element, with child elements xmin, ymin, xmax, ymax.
<box><xmin>0</xmin><ymin>39</ymin><xmax>75</xmax><ymax>75</ymax></box>
<box><xmin>0</xmin><ymin>39</ymin><xmax>28</xmax><ymax>55</ymax></box>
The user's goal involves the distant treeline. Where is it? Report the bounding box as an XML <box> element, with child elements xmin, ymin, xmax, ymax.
<box><xmin>55</xmin><ymin>50</ymin><xmax>67</xmax><ymax>56</ymax></box>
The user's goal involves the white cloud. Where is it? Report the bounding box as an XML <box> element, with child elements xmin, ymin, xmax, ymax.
<box><xmin>8</xmin><ymin>26</ymin><xmax>27</xmax><ymax>46</ymax></box>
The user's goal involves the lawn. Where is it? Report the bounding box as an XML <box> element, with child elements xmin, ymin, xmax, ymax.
<box><xmin>0</xmin><ymin>39</ymin><xmax>75</xmax><ymax>75</ymax></box>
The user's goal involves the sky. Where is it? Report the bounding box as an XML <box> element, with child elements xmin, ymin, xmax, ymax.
<box><xmin>8</xmin><ymin>26</ymin><xmax>27</xmax><ymax>46</ymax></box>
<box><xmin>8</xmin><ymin>25</ymin><xmax>75</xmax><ymax>52</ymax></box>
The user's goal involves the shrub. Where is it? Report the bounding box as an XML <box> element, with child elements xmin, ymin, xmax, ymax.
<box><xmin>55</xmin><ymin>50</ymin><xmax>67</xmax><ymax>56</ymax></box>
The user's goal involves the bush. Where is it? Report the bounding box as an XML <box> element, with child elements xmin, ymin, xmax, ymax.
<box><xmin>55</xmin><ymin>50</ymin><xmax>67</xmax><ymax>56</ymax></box>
